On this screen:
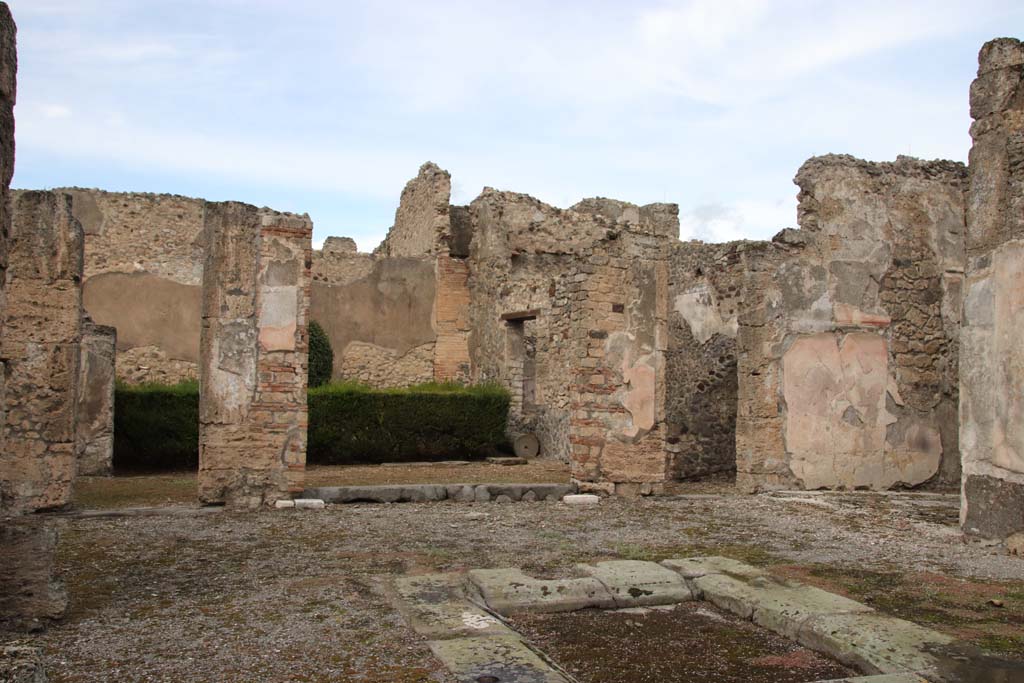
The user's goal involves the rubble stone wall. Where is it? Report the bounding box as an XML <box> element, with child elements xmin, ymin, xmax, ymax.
<box><xmin>467</xmin><ymin>189</ymin><xmax>678</xmax><ymax>487</ymax></box>
<box><xmin>198</xmin><ymin>204</ymin><xmax>311</xmax><ymax>507</ymax></box>
<box><xmin>0</xmin><ymin>191</ymin><xmax>84</xmax><ymax>513</ymax></box>
<box><xmin>960</xmin><ymin>38</ymin><xmax>1024</xmax><ymax>544</ymax></box>
<box><xmin>64</xmin><ymin>188</ymin><xmax>205</xmax><ymax>385</ymax></box>
<box><xmin>666</xmin><ymin>240</ymin><xmax>749</xmax><ymax>480</ymax></box>
<box><xmin>75</xmin><ymin>319</ymin><xmax>116</xmax><ymax>476</ymax></box>
<box><xmin>375</xmin><ymin>162</ymin><xmax>452</xmax><ymax>257</ymax></box>
<box><xmin>736</xmin><ymin>155</ymin><xmax>966</xmax><ymax>492</ymax></box>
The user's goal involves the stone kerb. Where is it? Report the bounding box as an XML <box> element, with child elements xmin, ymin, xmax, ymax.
<box><xmin>198</xmin><ymin>204</ymin><xmax>311</xmax><ymax>508</ymax></box>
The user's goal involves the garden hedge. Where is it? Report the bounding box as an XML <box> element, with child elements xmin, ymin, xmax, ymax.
<box><xmin>112</xmin><ymin>380</ymin><xmax>510</xmax><ymax>470</ymax></box>
<box><xmin>307</xmin><ymin>381</ymin><xmax>510</xmax><ymax>464</ymax></box>
<box><xmin>113</xmin><ymin>379</ymin><xmax>199</xmax><ymax>471</ymax></box>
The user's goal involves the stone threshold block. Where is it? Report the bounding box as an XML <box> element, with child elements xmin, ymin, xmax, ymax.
<box><xmin>660</xmin><ymin>556</ymin><xmax>952</xmax><ymax>676</ymax></box>
<box><xmin>574</xmin><ymin>560</ymin><xmax>692</xmax><ymax>608</ymax></box>
<box><xmin>388</xmin><ymin>573</ymin><xmax>514</xmax><ymax>640</ymax></box>
<box><xmin>428</xmin><ymin>635</ymin><xmax>570</xmax><ymax>683</ymax></box>
<box><xmin>467</xmin><ymin>568</ymin><xmax>616</xmax><ymax>615</ymax></box>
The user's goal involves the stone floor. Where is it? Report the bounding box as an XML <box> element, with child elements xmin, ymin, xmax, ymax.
<box><xmin>3</xmin><ymin>483</ymin><xmax>1022</xmax><ymax>682</ymax></box>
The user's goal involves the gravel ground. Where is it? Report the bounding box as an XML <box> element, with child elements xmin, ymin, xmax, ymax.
<box><xmin>3</xmin><ymin>487</ymin><xmax>1022</xmax><ymax>682</ymax></box>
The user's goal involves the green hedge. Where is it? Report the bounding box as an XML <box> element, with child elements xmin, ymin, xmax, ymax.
<box><xmin>307</xmin><ymin>381</ymin><xmax>511</xmax><ymax>465</ymax></box>
<box><xmin>112</xmin><ymin>380</ymin><xmax>510</xmax><ymax>470</ymax></box>
<box><xmin>113</xmin><ymin>379</ymin><xmax>199</xmax><ymax>472</ymax></box>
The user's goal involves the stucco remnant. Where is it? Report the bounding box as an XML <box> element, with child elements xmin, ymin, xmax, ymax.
<box><xmin>736</xmin><ymin>155</ymin><xmax>966</xmax><ymax>492</ymax></box>
<box><xmin>960</xmin><ymin>37</ymin><xmax>1024</xmax><ymax>543</ymax></box>
<box><xmin>198</xmin><ymin>204</ymin><xmax>311</xmax><ymax>507</ymax></box>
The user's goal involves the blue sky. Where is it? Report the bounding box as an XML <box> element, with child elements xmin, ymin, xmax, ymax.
<box><xmin>10</xmin><ymin>1</ymin><xmax>1024</xmax><ymax>251</ymax></box>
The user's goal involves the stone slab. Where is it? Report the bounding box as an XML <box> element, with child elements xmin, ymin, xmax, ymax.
<box><xmin>576</xmin><ymin>560</ymin><xmax>693</xmax><ymax>607</ymax></box>
<box><xmin>692</xmin><ymin>573</ymin><xmax>874</xmax><ymax>639</ymax></box>
<box><xmin>389</xmin><ymin>573</ymin><xmax>513</xmax><ymax>640</ymax></box>
<box><xmin>797</xmin><ymin>612</ymin><xmax>954</xmax><ymax>675</ymax></box>
<box><xmin>468</xmin><ymin>568</ymin><xmax>615</xmax><ymax>615</ymax></box>
<box><xmin>486</xmin><ymin>457</ymin><xmax>528</xmax><ymax>466</ymax></box>
<box><xmin>293</xmin><ymin>498</ymin><xmax>324</xmax><ymax>509</ymax></box>
<box><xmin>273</xmin><ymin>500</ymin><xmax>295</xmax><ymax>509</ymax></box>
<box><xmin>661</xmin><ymin>555</ymin><xmax>767</xmax><ymax>579</ymax></box>
<box><xmin>428</xmin><ymin>635</ymin><xmax>570</xmax><ymax>683</ymax></box>
<box><xmin>562</xmin><ymin>494</ymin><xmax>600</xmax><ymax>505</ymax></box>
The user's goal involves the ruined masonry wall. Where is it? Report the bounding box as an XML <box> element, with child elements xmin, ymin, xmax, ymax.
<box><xmin>666</xmin><ymin>240</ymin><xmax>751</xmax><ymax>480</ymax></box>
<box><xmin>736</xmin><ymin>155</ymin><xmax>966</xmax><ymax>492</ymax></box>
<box><xmin>198</xmin><ymin>204</ymin><xmax>311</xmax><ymax>507</ymax></box>
<box><xmin>57</xmin><ymin>188</ymin><xmax>205</xmax><ymax>385</ymax></box>
<box><xmin>375</xmin><ymin>162</ymin><xmax>452</xmax><ymax>257</ymax></box>
<box><xmin>0</xmin><ymin>191</ymin><xmax>84</xmax><ymax>512</ymax></box>
<box><xmin>960</xmin><ymin>38</ymin><xmax>1024</xmax><ymax>544</ymax></box>
<box><xmin>75</xmin><ymin>319</ymin><xmax>116</xmax><ymax>476</ymax></box>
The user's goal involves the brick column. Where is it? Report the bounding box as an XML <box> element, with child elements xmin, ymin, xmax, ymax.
<box><xmin>198</xmin><ymin>203</ymin><xmax>311</xmax><ymax>507</ymax></box>
<box><xmin>433</xmin><ymin>254</ymin><xmax>471</xmax><ymax>383</ymax></box>
<box><xmin>569</xmin><ymin>233</ymin><xmax>671</xmax><ymax>496</ymax></box>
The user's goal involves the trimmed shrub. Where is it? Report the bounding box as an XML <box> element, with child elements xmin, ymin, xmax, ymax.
<box><xmin>307</xmin><ymin>381</ymin><xmax>511</xmax><ymax>464</ymax></box>
<box><xmin>308</xmin><ymin>320</ymin><xmax>333</xmax><ymax>388</ymax></box>
<box><xmin>113</xmin><ymin>380</ymin><xmax>511</xmax><ymax>470</ymax></box>
<box><xmin>113</xmin><ymin>380</ymin><xmax>199</xmax><ymax>472</ymax></box>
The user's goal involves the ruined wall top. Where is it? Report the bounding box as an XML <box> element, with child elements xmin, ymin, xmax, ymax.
<box><xmin>375</xmin><ymin>162</ymin><xmax>452</xmax><ymax>257</ymax></box>
<box><xmin>0</xmin><ymin>2</ymin><xmax>14</xmax><ymax>106</ymax></box>
<box><xmin>469</xmin><ymin>187</ymin><xmax>679</xmax><ymax>259</ymax></box>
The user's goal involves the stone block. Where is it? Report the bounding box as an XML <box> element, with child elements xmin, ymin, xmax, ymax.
<box><xmin>390</xmin><ymin>573</ymin><xmax>513</xmax><ymax>640</ymax></box>
<box><xmin>293</xmin><ymin>498</ymin><xmax>324</xmax><ymax>509</ymax></box>
<box><xmin>273</xmin><ymin>499</ymin><xmax>295</xmax><ymax>509</ymax></box>
<box><xmin>562</xmin><ymin>494</ymin><xmax>600</xmax><ymax>505</ymax></box>
<box><xmin>576</xmin><ymin>560</ymin><xmax>692</xmax><ymax>607</ymax></box>
<box><xmin>468</xmin><ymin>568</ymin><xmax>615</xmax><ymax>615</ymax></box>
<box><xmin>75</xmin><ymin>319</ymin><xmax>116</xmax><ymax>476</ymax></box>
<box><xmin>428</xmin><ymin>635</ymin><xmax>570</xmax><ymax>683</ymax></box>
<box><xmin>797</xmin><ymin>612</ymin><xmax>953</xmax><ymax>675</ymax></box>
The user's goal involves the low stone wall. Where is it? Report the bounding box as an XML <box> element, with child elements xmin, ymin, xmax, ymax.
<box><xmin>960</xmin><ymin>38</ymin><xmax>1024</xmax><ymax>547</ymax></box>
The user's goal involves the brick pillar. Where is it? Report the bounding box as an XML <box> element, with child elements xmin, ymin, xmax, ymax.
<box><xmin>960</xmin><ymin>38</ymin><xmax>1024</xmax><ymax>550</ymax></box>
<box><xmin>0</xmin><ymin>191</ymin><xmax>83</xmax><ymax>513</ymax></box>
<box><xmin>569</xmin><ymin>234</ymin><xmax>671</xmax><ymax>497</ymax></box>
<box><xmin>433</xmin><ymin>254</ymin><xmax>471</xmax><ymax>383</ymax></box>
<box><xmin>75</xmin><ymin>318</ymin><xmax>116</xmax><ymax>476</ymax></box>
<box><xmin>198</xmin><ymin>204</ymin><xmax>311</xmax><ymax>508</ymax></box>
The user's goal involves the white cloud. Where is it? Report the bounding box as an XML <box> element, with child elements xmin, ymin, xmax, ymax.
<box><xmin>681</xmin><ymin>198</ymin><xmax>796</xmax><ymax>243</ymax></box>
<box><xmin>40</xmin><ymin>103</ymin><xmax>71</xmax><ymax>119</ymax></box>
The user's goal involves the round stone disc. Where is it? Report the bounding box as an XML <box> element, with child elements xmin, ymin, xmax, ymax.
<box><xmin>513</xmin><ymin>433</ymin><xmax>540</xmax><ymax>459</ymax></box>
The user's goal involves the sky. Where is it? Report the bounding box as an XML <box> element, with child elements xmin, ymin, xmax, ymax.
<box><xmin>9</xmin><ymin>1</ymin><xmax>1024</xmax><ymax>251</ymax></box>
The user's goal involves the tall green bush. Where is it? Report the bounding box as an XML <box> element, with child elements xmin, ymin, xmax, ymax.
<box><xmin>308</xmin><ymin>320</ymin><xmax>333</xmax><ymax>388</ymax></box>
<box><xmin>113</xmin><ymin>379</ymin><xmax>199</xmax><ymax>471</ymax></box>
<box><xmin>308</xmin><ymin>381</ymin><xmax>510</xmax><ymax>464</ymax></box>
<box><xmin>112</xmin><ymin>380</ymin><xmax>511</xmax><ymax>470</ymax></box>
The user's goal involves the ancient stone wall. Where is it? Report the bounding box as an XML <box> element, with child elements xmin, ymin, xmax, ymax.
<box><xmin>960</xmin><ymin>38</ymin><xmax>1024</xmax><ymax>546</ymax></box>
<box><xmin>75</xmin><ymin>318</ymin><xmax>116</xmax><ymax>476</ymax></box>
<box><xmin>0</xmin><ymin>191</ymin><xmax>84</xmax><ymax>513</ymax></box>
<box><xmin>666</xmin><ymin>240</ymin><xmax>749</xmax><ymax>479</ymax></box>
<box><xmin>375</xmin><ymin>162</ymin><xmax>452</xmax><ymax>257</ymax></box>
<box><xmin>63</xmin><ymin>188</ymin><xmax>205</xmax><ymax>385</ymax></box>
<box><xmin>736</xmin><ymin>155</ymin><xmax>966</xmax><ymax>492</ymax></box>
<box><xmin>198</xmin><ymin>204</ymin><xmax>311</xmax><ymax>507</ymax></box>
<box><xmin>466</xmin><ymin>190</ymin><xmax>678</xmax><ymax>490</ymax></box>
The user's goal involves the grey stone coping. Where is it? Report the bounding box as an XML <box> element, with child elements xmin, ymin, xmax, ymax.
<box><xmin>387</xmin><ymin>556</ymin><xmax>965</xmax><ymax>683</ymax></box>
<box><xmin>302</xmin><ymin>483</ymin><xmax>575</xmax><ymax>504</ymax></box>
